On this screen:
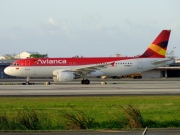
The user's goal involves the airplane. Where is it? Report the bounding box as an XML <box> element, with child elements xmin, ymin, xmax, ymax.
<box><xmin>4</xmin><ymin>30</ymin><xmax>174</xmax><ymax>85</ymax></box>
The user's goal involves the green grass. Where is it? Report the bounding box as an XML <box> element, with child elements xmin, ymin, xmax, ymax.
<box><xmin>0</xmin><ymin>96</ymin><xmax>180</xmax><ymax>130</ymax></box>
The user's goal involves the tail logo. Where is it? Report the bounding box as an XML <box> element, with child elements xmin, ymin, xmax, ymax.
<box><xmin>149</xmin><ymin>44</ymin><xmax>166</xmax><ymax>56</ymax></box>
<box><xmin>140</xmin><ymin>30</ymin><xmax>171</xmax><ymax>58</ymax></box>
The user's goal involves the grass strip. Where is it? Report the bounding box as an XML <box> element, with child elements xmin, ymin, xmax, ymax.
<box><xmin>0</xmin><ymin>96</ymin><xmax>180</xmax><ymax>130</ymax></box>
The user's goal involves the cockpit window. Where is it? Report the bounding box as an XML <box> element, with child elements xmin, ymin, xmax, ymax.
<box><xmin>11</xmin><ymin>63</ymin><xmax>19</xmax><ymax>66</ymax></box>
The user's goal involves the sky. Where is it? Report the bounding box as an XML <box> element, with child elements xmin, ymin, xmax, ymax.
<box><xmin>0</xmin><ymin>0</ymin><xmax>180</xmax><ymax>57</ymax></box>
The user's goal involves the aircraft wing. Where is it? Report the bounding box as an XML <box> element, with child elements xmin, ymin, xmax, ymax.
<box><xmin>64</xmin><ymin>62</ymin><xmax>114</xmax><ymax>75</ymax></box>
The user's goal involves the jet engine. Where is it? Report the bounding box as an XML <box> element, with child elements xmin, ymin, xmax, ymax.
<box><xmin>53</xmin><ymin>70</ymin><xmax>80</xmax><ymax>82</ymax></box>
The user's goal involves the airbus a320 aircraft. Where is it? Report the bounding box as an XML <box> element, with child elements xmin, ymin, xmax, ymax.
<box><xmin>4</xmin><ymin>30</ymin><xmax>174</xmax><ymax>84</ymax></box>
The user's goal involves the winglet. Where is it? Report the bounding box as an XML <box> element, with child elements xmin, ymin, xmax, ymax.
<box><xmin>139</xmin><ymin>30</ymin><xmax>171</xmax><ymax>58</ymax></box>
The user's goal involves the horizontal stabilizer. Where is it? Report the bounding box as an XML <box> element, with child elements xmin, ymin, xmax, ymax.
<box><xmin>151</xmin><ymin>58</ymin><xmax>174</xmax><ymax>65</ymax></box>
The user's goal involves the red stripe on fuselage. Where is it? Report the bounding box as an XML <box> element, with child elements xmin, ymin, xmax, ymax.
<box><xmin>11</xmin><ymin>57</ymin><xmax>138</xmax><ymax>67</ymax></box>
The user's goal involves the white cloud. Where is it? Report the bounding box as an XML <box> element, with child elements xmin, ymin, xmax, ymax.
<box><xmin>95</xmin><ymin>23</ymin><xmax>105</xmax><ymax>30</ymax></box>
<box><xmin>59</xmin><ymin>20</ymin><xmax>69</xmax><ymax>33</ymax></box>
<box><xmin>48</xmin><ymin>17</ymin><xmax>57</xmax><ymax>26</ymax></box>
<box><xmin>40</xmin><ymin>17</ymin><xmax>71</xmax><ymax>36</ymax></box>
<box><xmin>82</xmin><ymin>14</ymin><xmax>101</xmax><ymax>24</ymax></box>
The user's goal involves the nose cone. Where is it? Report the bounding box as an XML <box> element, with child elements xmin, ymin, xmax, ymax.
<box><xmin>4</xmin><ymin>67</ymin><xmax>10</xmax><ymax>75</ymax></box>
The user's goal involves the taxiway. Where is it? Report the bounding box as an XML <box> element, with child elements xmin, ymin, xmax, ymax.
<box><xmin>0</xmin><ymin>79</ymin><xmax>180</xmax><ymax>96</ymax></box>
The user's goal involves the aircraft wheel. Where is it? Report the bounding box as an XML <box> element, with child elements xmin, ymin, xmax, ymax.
<box><xmin>85</xmin><ymin>79</ymin><xmax>90</xmax><ymax>85</ymax></box>
<box><xmin>81</xmin><ymin>79</ymin><xmax>90</xmax><ymax>84</ymax></box>
<box><xmin>81</xmin><ymin>79</ymin><xmax>85</xmax><ymax>84</ymax></box>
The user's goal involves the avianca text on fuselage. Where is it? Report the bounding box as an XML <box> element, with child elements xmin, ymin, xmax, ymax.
<box><xmin>36</xmin><ymin>59</ymin><xmax>67</xmax><ymax>65</ymax></box>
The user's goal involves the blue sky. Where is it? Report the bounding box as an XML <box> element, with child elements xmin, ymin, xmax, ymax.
<box><xmin>0</xmin><ymin>0</ymin><xmax>180</xmax><ymax>57</ymax></box>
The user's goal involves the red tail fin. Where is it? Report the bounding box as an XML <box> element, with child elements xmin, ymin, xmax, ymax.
<box><xmin>140</xmin><ymin>30</ymin><xmax>171</xmax><ymax>58</ymax></box>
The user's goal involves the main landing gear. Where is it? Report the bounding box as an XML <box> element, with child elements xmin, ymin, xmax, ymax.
<box><xmin>81</xmin><ymin>79</ymin><xmax>90</xmax><ymax>84</ymax></box>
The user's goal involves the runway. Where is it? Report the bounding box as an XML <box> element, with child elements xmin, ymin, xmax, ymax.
<box><xmin>0</xmin><ymin>79</ymin><xmax>180</xmax><ymax>96</ymax></box>
<box><xmin>1</xmin><ymin>129</ymin><xmax>180</xmax><ymax>135</ymax></box>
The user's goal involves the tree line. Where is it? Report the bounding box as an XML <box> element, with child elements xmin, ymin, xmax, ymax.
<box><xmin>2</xmin><ymin>53</ymin><xmax>48</xmax><ymax>60</ymax></box>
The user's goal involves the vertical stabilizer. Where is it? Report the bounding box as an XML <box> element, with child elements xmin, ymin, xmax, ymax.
<box><xmin>140</xmin><ymin>30</ymin><xmax>171</xmax><ymax>58</ymax></box>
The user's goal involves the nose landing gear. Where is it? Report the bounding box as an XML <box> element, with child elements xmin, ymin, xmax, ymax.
<box><xmin>22</xmin><ymin>76</ymin><xmax>35</xmax><ymax>85</ymax></box>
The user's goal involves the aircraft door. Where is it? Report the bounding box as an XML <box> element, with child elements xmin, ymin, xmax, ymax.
<box><xmin>137</xmin><ymin>59</ymin><xmax>143</xmax><ymax>69</ymax></box>
<box><xmin>73</xmin><ymin>62</ymin><xmax>76</xmax><ymax>69</ymax></box>
<box><xmin>25</xmin><ymin>60</ymin><xmax>30</xmax><ymax>70</ymax></box>
<box><xmin>69</xmin><ymin>62</ymin><xmax>76</xmax><ymax>69</ymax></box>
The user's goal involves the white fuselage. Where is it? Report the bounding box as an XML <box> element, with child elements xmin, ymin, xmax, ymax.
<box><xmin>4</xmin><ymin>58</ymin><xmax>174</xmax><ymax>78</ymax></box>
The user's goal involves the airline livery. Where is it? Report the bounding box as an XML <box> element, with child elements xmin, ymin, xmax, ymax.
<box><xmin>4</xmin><ymin>30</ymin><xmax>174</xmax><ymax>84</ymax></box>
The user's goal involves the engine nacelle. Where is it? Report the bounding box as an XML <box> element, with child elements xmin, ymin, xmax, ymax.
<box><xmin>54</xmin><ymin>72</ymin><xmax>74</xmax><ymax>82</ymax></box>
<box><xmin>53</xmin><ymin>70</ymin><xmax>80</xmax><ymax>82</ymax></box>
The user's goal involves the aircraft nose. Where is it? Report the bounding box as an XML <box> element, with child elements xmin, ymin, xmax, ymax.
<box><xmin>4</xmin><ymin>67</ymin><xmax>10</xmax><ymax>75</ymax></box>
